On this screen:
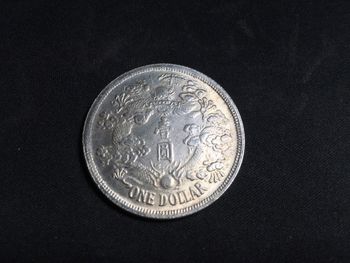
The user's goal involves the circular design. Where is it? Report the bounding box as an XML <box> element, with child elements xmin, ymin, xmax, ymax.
<box><xmin>83</xmin><ymin>64</ymin><xmax>245</xmax><ymax>219</ymax></box>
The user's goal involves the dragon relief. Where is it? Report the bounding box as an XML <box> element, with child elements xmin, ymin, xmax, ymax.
<box><xmin>95</xmin><ymin>76</ymin><xmax>233</xmax><ymax>190</ymax></box>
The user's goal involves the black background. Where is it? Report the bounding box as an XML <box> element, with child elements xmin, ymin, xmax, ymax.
<box><xmin>1</xmin><ymin>0</ymin><xmax>349</xmax><ymax>262</ymax></box>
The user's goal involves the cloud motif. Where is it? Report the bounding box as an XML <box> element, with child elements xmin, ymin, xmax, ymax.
<box><xmin>206</xmin><ymin>110</ymin><xmax>228</xmax><ymax>125</ymax></box>
<box><xmin>183</xmin><ymin>124</ymin><xmax>201</xmax><ymax>147</ymax></box>
<box><xmin>183</xmin><ymin>123</ymin><xmax>232</xmax><ymax>153</ymax></box>
<box><xmin>199</xmin><ymin>127</ymin><xmax>232</xmax><ymax>152</ymax></box>
<box><xmin>115</xmin><ymin>134</ymin><xmax>150</xmax><ymax>163</ymax></box>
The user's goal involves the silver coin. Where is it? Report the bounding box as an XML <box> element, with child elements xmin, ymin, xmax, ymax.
<box><xmin>83</xmin><ymin>64</ymin><xmax>244</xmax><ymax>219</ymax></box>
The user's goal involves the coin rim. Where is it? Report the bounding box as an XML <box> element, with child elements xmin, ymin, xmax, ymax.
<box><xmin>83</xmin><ymin>64</ymin><xmax>245</xmax><ymax>219</ymax></box>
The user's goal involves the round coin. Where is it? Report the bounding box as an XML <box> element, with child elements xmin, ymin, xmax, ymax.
<box><xmin>83</xmin><ymin>64</ymin><xmax>245</xmax><ymax>219</ymax></box>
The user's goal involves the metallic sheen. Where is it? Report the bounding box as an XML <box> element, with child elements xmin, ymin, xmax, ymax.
<box><xmin>83</xmin><ymin>64</ymin><xmax>245</xmax><ymax>219</ymax></box>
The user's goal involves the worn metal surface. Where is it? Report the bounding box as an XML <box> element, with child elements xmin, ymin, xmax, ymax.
<box><xmin>83</xmin><ymin>64</ymin><xmax>244</xmax><ymax>219</ymax></box>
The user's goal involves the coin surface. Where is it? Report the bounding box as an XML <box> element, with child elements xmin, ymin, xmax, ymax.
<box><xmin>83</xmin><ymin>64</ymin><xmax>244</xmax><ymax>219</ymax></box>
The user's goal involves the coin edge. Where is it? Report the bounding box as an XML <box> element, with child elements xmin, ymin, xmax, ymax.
<box><xmin>82</xmin><ymin>63</ymin><xmax>245</xmax><ymax>219</ymax></box>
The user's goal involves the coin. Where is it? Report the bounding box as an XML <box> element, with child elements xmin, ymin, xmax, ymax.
<box><xmin>83</xmin><ymin>64</ymin><xmax>245</xmax><ymax>219</ymax></box>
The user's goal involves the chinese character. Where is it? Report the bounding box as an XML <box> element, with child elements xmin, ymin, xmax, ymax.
<box><xmin>157</xmin><ymin>142</ymin><xmax>172</xmax><ymax>162</ymax></box>
<box><xmin>154</xmin><ymin>116</ymin><xmax>171</xmax><ymax>140</ymax></box>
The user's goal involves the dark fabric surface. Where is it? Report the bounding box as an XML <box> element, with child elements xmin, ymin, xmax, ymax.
<box><xmin>1</xmin><ymin>0</ymin><xmax>349</xmax><ymax>262</ymax></box>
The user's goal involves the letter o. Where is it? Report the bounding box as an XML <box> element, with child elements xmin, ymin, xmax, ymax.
<box><xmin>129</xmin><ymin>186</ymin><xmax>140</xmax><ymax>199</ymax></box>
